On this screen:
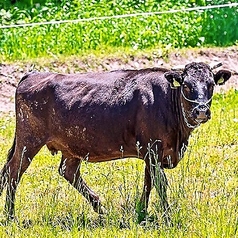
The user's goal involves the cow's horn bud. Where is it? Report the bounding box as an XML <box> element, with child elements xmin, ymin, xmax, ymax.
<box><xmin>210</xmin><ymin>62</ymin><xmax>223</xmax><ymax>70</ymax></box>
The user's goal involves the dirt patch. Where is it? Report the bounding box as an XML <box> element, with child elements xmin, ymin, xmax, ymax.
<box><xmin>0</xmin><ymin>47</ymin><xmax>237</xmax><ymax>116</ymax></box>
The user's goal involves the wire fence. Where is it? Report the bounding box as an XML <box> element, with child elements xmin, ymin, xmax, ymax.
<box><xmin>0</xmin><ymin>2</ymin><xmax>238</xmax><ymax>29</ymax></box>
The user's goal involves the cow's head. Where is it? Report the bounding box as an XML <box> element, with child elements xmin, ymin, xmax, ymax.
<box><xmin>164</xmin><ymin>62</ymin><xmax>231</xmax><ymax>128</ymax></box>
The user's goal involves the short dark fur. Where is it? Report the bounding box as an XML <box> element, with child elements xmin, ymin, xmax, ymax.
<box><xmin>0</xmin><ymin>62</ymin><xmax>231</xmax><ymax>222</ymax></box>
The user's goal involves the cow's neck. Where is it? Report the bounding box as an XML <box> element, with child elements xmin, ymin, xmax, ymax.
<box><xmin>172</xmin><ymin>89</ymin><xmax>194</xmax><ymax>135</ymax></box>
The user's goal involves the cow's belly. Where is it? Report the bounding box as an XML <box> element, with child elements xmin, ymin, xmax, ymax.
<box><xmin>46</xmin><ymin>129</ymin><xmax>188</xmax><ymax>168</ymax></box>
<box><xmin>46</xmin><ymin>136</ymin><xmax>140</xmax><ymax>162</ymax></box>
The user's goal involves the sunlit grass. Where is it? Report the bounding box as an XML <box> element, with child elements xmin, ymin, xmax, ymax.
<box><xmin>0</xmin><ymin>90</ymin><xmax>237</xmax><ymax>237</ymax></box>
<box><xmin>1</xmin><ymin>1</ymin><xmax>237</xmax><ymax>61</ymax></box>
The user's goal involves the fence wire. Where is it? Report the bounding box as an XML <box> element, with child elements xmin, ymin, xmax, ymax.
<box><xmin>0</xmin><ymin>3</ymin><xmax>238</xmax><ymax>29</ymax></box>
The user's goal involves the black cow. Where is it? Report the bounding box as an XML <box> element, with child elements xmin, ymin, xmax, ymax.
<box><xmin>0</xmin><ymin>62</ymin><xmax>231</xmax><ymax>223</ymax></box>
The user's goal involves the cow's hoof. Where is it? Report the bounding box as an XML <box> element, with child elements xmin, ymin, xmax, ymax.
<box><xmin>0</xmin><ymin>215</ymin><xmax>19</xmax><ymax>226</ymax></box>
<box><xmin>22</xmin><ymin>219</ymin><xmax>33</xmax><ymax>228</ymax></box>
<box><xmin>136</xmin><ymin>208</ymin><xmax>147</xmax><ymax>224</ymax></box>
<box><xmin>138</xmin><ymin>215</ymin><xmax>155</xmax><ymax>226</ymax></box>
<box><xmin>163</xmin><ymin>214</ymin><xmax>173</xmax><ymax>227</ymax></box>
<box><xmin>94</xmin><ymin>205</ymin><xmax>107</xmax><ymax>215</ymax></box>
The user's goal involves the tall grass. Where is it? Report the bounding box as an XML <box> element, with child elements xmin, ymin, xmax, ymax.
<box><xmin>0</xmin><ymin>0</ymin><xmax>237</xmax><ymax>61</ymax></box>
<box><xmin>0</xmin><ymin>90</ymin><xmax>237</xmax><ymax>237</ymax></box>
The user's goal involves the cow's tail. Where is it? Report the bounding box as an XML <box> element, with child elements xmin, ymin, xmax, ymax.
<box><xmin>0</xmin><ymin>135</ymin><xmax>16</xmax><ymax>195</ymax></box>
<box><xmin>6</xmin><ymin>135</ymin><xmax>16</xmax><ymax>163</ymax></box>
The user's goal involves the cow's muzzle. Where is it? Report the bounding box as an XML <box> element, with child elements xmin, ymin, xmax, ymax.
<box><xmin>181</xmin><ymin>89</ymin><xmax>213</xmax><ymax>128</ymax></box>
<box><xmin>192</xmin><ymin>104</ymin><xmax>211</xmax><ymax>123</ymax></box>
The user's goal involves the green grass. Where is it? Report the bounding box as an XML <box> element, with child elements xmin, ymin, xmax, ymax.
<box><xmin>0</xmin><ymin>0</ymin><xmax>238</xmax><ymax>61</ymax></box>
<box><xmin>0</xmin><ymin>89</ymin><xmax>237</xmax><ymax>237</ymax></box>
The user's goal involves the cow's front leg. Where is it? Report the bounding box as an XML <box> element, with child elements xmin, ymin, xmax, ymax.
<box><xmin>136</xmin><ymin>163</ymin><xmax>153</xmax><ymax>223</ymax></box>
<box><xmin>153</xmin><ymin>166</ymin><xmax>171</xmax><ymax>226</ymax></box>
<box><xmin>137</xmin><ymin>160</ymin><xmax>171</xmax><ymax>225</ymax></box>
<box><xmin>58</xmin><ymin>156</ymin><xmax>106</xmax><ymax>214</ymax></box>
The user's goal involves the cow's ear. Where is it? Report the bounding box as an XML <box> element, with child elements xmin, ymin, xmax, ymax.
<box><xmin>214</xmin><ymin>70</ymin><xmax>231</xmax><ymax>85</ymax></box>
<box><xmin>164</xmin><ymin>71</ymin><xmax>183</xmax><ymax>88</ymax></box>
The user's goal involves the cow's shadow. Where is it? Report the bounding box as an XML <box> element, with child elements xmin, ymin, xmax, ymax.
<box><xmin>1</xmin><ymin>211</ymin><xmax>168</xmax><ymax>231</ymax></box>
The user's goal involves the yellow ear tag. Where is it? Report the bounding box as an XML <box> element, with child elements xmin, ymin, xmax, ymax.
<box><xmin>217</xmin><ymin>77</ymin><xmax>224</xmax><ymax>85</ymax></box>
<box><xmin>173</xmin><ymin>79</ymin><xmax>181</xmax><ymax>87</ymax></box>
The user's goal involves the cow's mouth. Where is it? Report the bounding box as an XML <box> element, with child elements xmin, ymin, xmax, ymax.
<box><xmin>195</xmin><ymin>117</ymin><xmax>209</xmax><ymax>124</ymax></box>
<box><xmin>181</xmin><ymin>102</ymin><xmax>211</xmax><ymax>129</ymax></box>
<box><xmin>180</xmin><ymin>89</ymin><xmax>213</xmax><ymax>129</ymax></box>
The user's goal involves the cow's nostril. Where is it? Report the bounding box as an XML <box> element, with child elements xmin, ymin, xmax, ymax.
<box><xmin>195</xmin><ymin>109</ymin><xmax>200</xmax><ymax>116</ymax></box>
<box><xmin>206</xmin><ymin>109</ymin><xmax>211</xmax><ymax>118</ymax></box>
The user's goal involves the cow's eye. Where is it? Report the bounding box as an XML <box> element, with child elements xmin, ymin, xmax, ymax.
<box><xmin>183</xmin><ymin>84</ymin><xmax>192</xmax><ymax>92</ymax></box>
<box><xmin>209</xmin><ymin>84</ymin><xmax>214</xmax><ymax>91</ymax></box>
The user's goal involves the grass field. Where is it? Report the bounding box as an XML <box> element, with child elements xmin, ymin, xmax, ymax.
<box><xmin>0</xmin><ymin>90</ymin><xmax>237</xmax><ymax>237</ymax></box>
<box><xmin>1</xmin><ymin>1</ymin><xmax>238</xmax><ymax>61</ymax></box>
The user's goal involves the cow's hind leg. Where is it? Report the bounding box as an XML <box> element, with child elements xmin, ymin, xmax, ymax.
<box><xmin>58</xmin><ymin>156</ymin><xmax>106</xmax><ymax>214</ymax></box>
<box><xmin>1</xmin><ymin>137</ymin><xmax>43</xmax><ymax>220</ymax></box>
<box><xmin>0</xmin><ymin>137</ymin><xmax>16</xmax><ymax>196</ymax></box>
